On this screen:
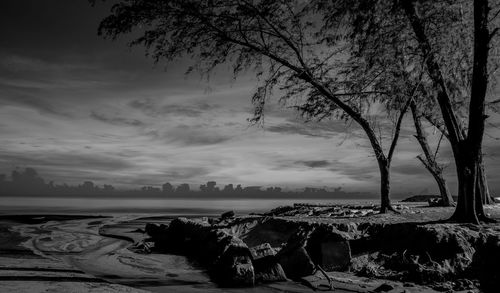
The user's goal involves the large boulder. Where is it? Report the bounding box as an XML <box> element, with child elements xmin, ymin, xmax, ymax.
<box><xmin>144</xmin><ymin>223</ymin><xmax>169</xmax><ymax>251</ymax></box>
<box><xmin>277</xmin><ymin>228</ymin><xmax>316</xmax><ymax>279</ymax></box>
<box><xmin>250</xmin><ymin>243</ymin><xmax>287</xmax><ymax>283</ymax></box>
<box><xmin>305</xmin><ymin>225</ymin><xmax>351</xmax><ymax>272</ymax></box>
<box><xmin>214</xmin><ymin>235</ymin><xmax>254</xmax><ymax>287</ymax></box>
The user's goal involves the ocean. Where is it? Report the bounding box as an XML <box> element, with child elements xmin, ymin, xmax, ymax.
<box><xmin>0</xmin><ymin>196</ymin><xmax>379</xmax><ymax>216</ymax></box>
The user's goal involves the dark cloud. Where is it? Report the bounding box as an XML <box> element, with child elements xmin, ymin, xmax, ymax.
<box><xmin>296</xmin><ymin>160</ymin><xmax>332</xmax><ymax>168</ymax></box>
<box><xmin>265</xmin><ymin>117</ymin><xmax>361</xmax><ymax>139</ymax></box>
<box><xmin>150</xmin><ymin>124</ymin><xmax>232</xmax><ymax>146</ymax></box>
<box><xmin>391</xmin><ymin>163</ymin><xmax>429</xmax><ymax>176</ymax></box>
<box><xmin>0</xmin><ymin>92</ymin><xmax>72</xmax><ymax>117</ymax></box>
<box><xmin>129</xmin><ymin>98</ymin><xmax>218</xmax><ymax>118</ymax></box>
<box><xmin>266</xmin><ymin>123</ymin><xmax>332</xmax><ymax>138</ymax></box>
<box><xmin>112</xmin><ymin>166</ymin><xmax>211</xmax><ymax>186</ymax></box>
<box><xmin>0</xmin><ymin>151</ymin><xmax>134</xmax><ymax>172</ymax></box>
<box><xmin>90</xmin><ymin>111</ymin><xmax>146</xmax><ymax>127</ymax></box>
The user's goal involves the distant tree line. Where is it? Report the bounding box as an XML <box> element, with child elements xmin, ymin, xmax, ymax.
<box><xmin>0</xmin><ymin>168</ymin><xmax>360</xmax><ymax>199</ymax></box>
<box><xmin>0</xmin><ymin>168</ymin><xmax>116</xmax><ymax>196</ymax></box>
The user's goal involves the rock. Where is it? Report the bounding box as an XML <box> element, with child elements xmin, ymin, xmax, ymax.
<box><xmin>145</xmin><ymin>223</ymin><xmax>160</xmax><ymax>237</ymax></box>
<box><xmin>130</xmin><ymin>240</ymin><xmax>154</xmax><ymax>254</ymax></box>
<box><xmin>221</xmin><ymin>211</ymin><xmax>235</xmax><ymax>220</ymax></box>
<box><xmin>428</xmin><ymin>198</ymin><xmax>444</xmax><ymax>207</ymax></box>
<box><xmin>254</xmin><ymin>257</ymin><xmax>287</xmax><ymax>283</ymax></box>
<box><xmin>265</xmin><ymin>205</ymin><xmax>295</xmax><ymax>216</ymax></box>
<box><xmin>474</xmin><ymin>235</ymin><xmax>500</xmax><ymax>293</ymax></box>
<box><xmin>250</xmin><ymin>243</ymin><xmax>287</xmax><ymax>283</ymax></box>
<box><xmin>145</xmin><ymin>223</ymin><xmax>169</xmax><ymax>251</ymax></box>
<box><xmin>277</xmin><ymin>229</ymin><xmax>315</xmax><ymax>279</ymax></box>
<box><xmin>230</xmin><ymin>263</ymin><xmax>255</xmax><ymax>286</ymax></box>
<box><xmin>306</xmin><ymin>225</ymin><xmax>351</xmax><ymax>272</ymax></box>
<box><xmin>374</xmin><ymin>283</ymin><xmax>394</xmax><ymax>292</ymax></box>
<box><xmin>214</xmin><ymin>235</ymin><xmax>254</xmax><ymax>287</ymax></box>
<box><xmin>250</xmin><ymin>243</ymin><xmax>276</xmax><ymax>259</ymax></box>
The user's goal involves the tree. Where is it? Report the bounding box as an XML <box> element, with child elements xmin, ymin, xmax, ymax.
<box><xmin>176</xmin><ymin>183</ymin><xmax>190</xmax><ymax>193</ymax></box>
<box><xmin>162</xmin><ymin>182</ymin><xmax>174</xmax><ymax>193</ymax></box>
<box><xmin>103</xmin><ymin>184</ymin><xmax>115</xmax><ymax>192</ymax></box>
<box><xmin>400</xmin><ymin>0</ymin><xmax>497</xmax><ymax>223</ymax></box>
<box><xmin>223</xmin><ymin>184</ymin><xmax>234</xmax><ymax>192</ymax></box>
<box><xmin>410</xmin><ymin>102</ymin><xmax>455</xmax><ymax>206</ymax></box>
<box><xmin>323</xmin><ymin>0</ymin><xmax>498</xmax><ymax>222</ymax></box>
<box><xmin>206</xmin><ymin>181</ymin><xmax>217</xmax><ymax>192</ymax></box>
<box><xmin>94</xmin><ymin>0</ymin><xmax>421</xmax><ymax>213</ymax></box>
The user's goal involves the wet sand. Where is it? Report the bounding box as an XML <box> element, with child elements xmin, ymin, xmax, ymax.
<box><xmin>0</xmin><ymin>214</ymin><xmax>317</xmax><ymax>292</ymax></box>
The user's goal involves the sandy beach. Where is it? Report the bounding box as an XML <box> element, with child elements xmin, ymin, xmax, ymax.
<box><xmin>2</xmin><ymin>203</ymin><xmax>496</xmax><ymax>292</ymax></box>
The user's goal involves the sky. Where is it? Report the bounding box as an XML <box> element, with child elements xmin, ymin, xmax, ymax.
<box><xmin>1</xmin><ymin>0</ymin><xmax>500</xmax><ymax>197</ymax></box>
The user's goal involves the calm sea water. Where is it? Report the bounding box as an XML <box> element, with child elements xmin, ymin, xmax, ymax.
<box><xmin>0</xmin><ymin>196</ymin><xmax>380</xmax><ymax>216</ymax></box>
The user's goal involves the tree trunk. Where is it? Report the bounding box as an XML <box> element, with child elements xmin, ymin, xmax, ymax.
<box><xmin>435</xmin><ymin>174</ymin><xmax>453</xmax><ymax>206</ymax></box>
<box><xmin>356</xmin><ymin>116</ymin><xmax>401</xmax><ymax>214</ymax></box>
<box><xmin>419</xmin><ymin>157</ymin><xmax>454</xmax><ymax>206</ymax></box>
<box><xmin>411</xmin><ymin>103</ymin><xmax>454</xmax><ymax>206</ymax></box>
<box><xmin>450</xmin><ymin>153</ymin><xmax>480</xmax><ymax>224</ymax></box>
<box><xmin>477</xmin><ymin>153</ymin><xmax>493</xmax><ymax>204</ymax></box>
<box><xmin>378</xmin><ymin>159</ymin><xmax>392</xmax><ymax>213</ymax></box>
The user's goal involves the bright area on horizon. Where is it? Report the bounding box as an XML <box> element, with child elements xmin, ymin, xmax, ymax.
<box><xmin>1</xmin><ymin>0</ymin><xmax>500</xmax><ymax>198</ymax></box>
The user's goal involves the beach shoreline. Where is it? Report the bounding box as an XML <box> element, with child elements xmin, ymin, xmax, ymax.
<box><xmin>1</xmin><ymin>203</ymin><xmax>499</xmax><ymax>292</ymax></box>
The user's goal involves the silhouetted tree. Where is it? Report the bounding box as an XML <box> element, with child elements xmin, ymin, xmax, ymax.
<box><xmin>199</xmin><ymin>184</ymin><xmax>207</xmax><ymax>192</ymax></box>
<box><xmin>206</xmin><ymin>181</ymin><xmax>217</xmax><ymax>192</ymax></box>
<box><xmin>81</xmin><ymin>181</ymin><xmax>96</xmax><ymax>191</ymax></box>
<box><xmin>176</xmin><ymin>183</ymin><xmax>190</xmax><ymax>193</ymax></box>
<box><xmin>223</xmin><ymin>184</ymin><xmax>234</xmax><ymax>192</ymax></box>
<box><xmin>162</xmin><ymin>182</ymin><xmax>174</xmax><ymax>193</ymax></box>
<box><xmin>103</xmin><ymin>184</ymin><xmax>115</xmax><ymax>192</ymax></box>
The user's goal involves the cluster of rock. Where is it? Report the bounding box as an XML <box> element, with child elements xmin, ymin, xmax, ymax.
<box><xmin>350</xmin><ymin>222</ymin><xmax>500</xmax><ymax>292</ymax></box>
<box><xmin>139</xmin><ymin>210</ymin><xmax>500</xmax><ymax>292</ymax></box>
<box><xmin>145</xmin><ymin>217</ymin><xmax>275</xmax><ymax>286</ymax></box>
<box><xmin>141</xmin><ymin>214</ymin><xmax>356</xmax><ymax>287</ymax></box>
<box><xmin>263</xmin><ymin>203</ymin><xmax>412</xmax><ymax>218</ymax></box>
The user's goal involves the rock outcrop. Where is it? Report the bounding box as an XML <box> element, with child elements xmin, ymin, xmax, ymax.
<box><xmin>147</xmin><ymin>218</ymin><xmax>254</xmax><ymax>287</ymax></box>
<box><xmin>144</xmin><ymin>211</ymin><xmax>500</xmax><ymax>291</ymax></box>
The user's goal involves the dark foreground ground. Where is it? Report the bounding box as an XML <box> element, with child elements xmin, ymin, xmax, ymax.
<box><xmin>0</xmin><ymin>204</ymin><xmax>499</xmax><ymax>292</ymax></box>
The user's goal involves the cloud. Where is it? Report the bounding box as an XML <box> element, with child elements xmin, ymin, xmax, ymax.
<box><xmin>391</xmin><ymin>163</ymin><xmax>430</xmax><ymax>176</ymax></box>
<box><xmin>266</xmin><ymin>123</ymin><xmax>332</xmax><ymax>138</ymax></box>
<box><xmin>160</xmin><ymin>124</ymin><xmax>232</xmax><ymax>146</ymax></box>
<box><xmin>295</xmin><ymin>160</ymin><xmax>332</xmax><ymax>168</ymax></box>
<box><xmin>111</xmin><ymin>166</ymin><xmax>211</xmax><ymax>186</ymax></box>
<box><xmin>264</xmin><ymin>116</ymin><xmax>362</xmax><ymax>139</ymax></box>
<box><xmin>129</xmin><ymin>98</ymin><xmax>218</xmax><ymax>118</ymax></box>
<box><xmin>90</xmin><ymin>111</ymin><xmax>146</xmax><ymax>127</ymax></box>
<box><xmin>0</xmin><ymin>151</ymin><xmax>134</xmax><ymax>172</ymax></box>
<box><xmin>0</xmin><ymin>93</ymin><xmax>73</xmax><ymax>117</ymax></box>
